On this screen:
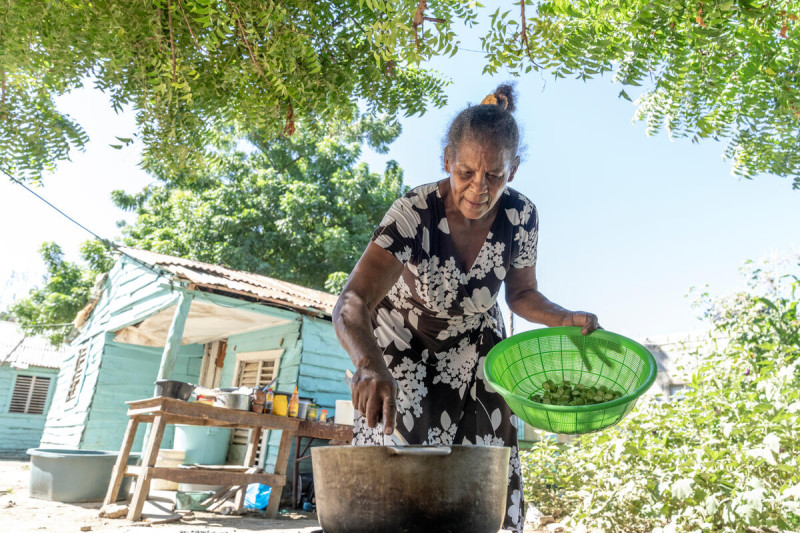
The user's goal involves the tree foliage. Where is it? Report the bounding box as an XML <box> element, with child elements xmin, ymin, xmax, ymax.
<box><xmin>521</xmin><ymin>256</ymin><xmax>800</xmax><ymax>532</ymax></box>
<box><xmin>5</xmin><ymin>116</ymin><xmax>405</xmax><ymax>341</ymax></box>
<box><xmin>0</xmin><ymin>0</ymin><xmax>472</xmax><ymax>182</ymax></box>
<box><xmin>8</xmin><ymin>241</ymin><xmax>115</xmax><ymax>344</ymax></box>
<box><xmin>2</xmin><ymin>1</ymin><xmax>797</xmax><ymax>186</ymax></box>
<box><xmin>483</xmin><ymin>0</ymin><xmax>800</xmax><ymax>186</ymax></box>
<box><xmin>113</xmin><ymin>115</ymin><xmax>407</xmax><ymax>292</ymax></box>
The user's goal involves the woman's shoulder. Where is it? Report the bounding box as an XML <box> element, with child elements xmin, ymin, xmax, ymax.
<box><xmin>503</xmin><ymin>186</ymin><xmax>535</xmax><ymax>208</ymax></box>
<box><xmin>502</xmin><ymin>186</ymin><xmax>538</xmax><ymax>227</ymax></box>
<box><xmin>389</xmin><ymin>182</ymin><xmax>440</xmax><ymax>213</ymax></box>
<box><xmin>404</xmin><ymin>182</ymin><xmax>440</xmax><ymax>201</ymax></box>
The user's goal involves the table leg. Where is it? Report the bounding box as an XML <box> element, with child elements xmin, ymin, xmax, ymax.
<box><xmin>292</xmin><ymin>436</ymin><xmax>301</xmax><ymax>509</ymax></box>
<box><xmin>265</xmin><ymin>429</ymin><xmax>295</xmax><ymax>518</ymax></box>
<box><xmin>127</xmin><ymin>415</ymin><xmax>166</xmax><ymax>521</ymax></box>
<box><xmin>292</xmin><ymin>435</ymin><xmax>314</xmax><ymax>509</ymax></box>
<box><xmin>234</xmin><ymin>427</ymin><xmax>262</xmax><ymax>511</ymax></box>
<box><xmin>104</xmin><ymin>417</ymin><xmax>140</xmax><ymax>506</ymax></box>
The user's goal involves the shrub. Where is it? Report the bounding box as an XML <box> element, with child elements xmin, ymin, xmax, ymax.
<box><xmin>521</xmin><ymin>255</ymin><xmax>800</xmax><ymax>533</ymax></box>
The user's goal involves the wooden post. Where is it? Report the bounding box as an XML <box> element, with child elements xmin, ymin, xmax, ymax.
<box><xmin>128</xmin><ymin>414</ymin><xmax>167</xmax><ymax>521</ymax></box>
<box><xmin>156</xmin><ymin>290</ymin><xmax>194</xmax><ymax>383</ymax></box>
<box><xmin>265</xmin><ymin>429</ymin><xmax>295</xmax><ymax>518</ymax></box>
<box><xmin>104</xmin><ymin>417</ymin><xmax>140</xmax><ymax>506</ymax></box>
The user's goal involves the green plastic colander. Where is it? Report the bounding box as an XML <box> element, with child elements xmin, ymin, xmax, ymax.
<box><xmin>484</xmin><ymin>327</ymin><xmax>657</xmax><ymax>435</ymax></box>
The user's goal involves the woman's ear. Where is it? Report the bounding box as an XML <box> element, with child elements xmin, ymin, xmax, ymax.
<box><xmin>507</xmin><ymin>155</ymin><xmax>521</xmax><ymax>184</ymax></box>
<box><xmin>443</xmin><ymin>145</ymin><xmax>452</xmax><ymax>173</ymax></box>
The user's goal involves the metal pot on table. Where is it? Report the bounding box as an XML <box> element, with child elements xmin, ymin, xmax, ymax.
<box><xmin>154</xmin><ymin>380</ymin><xmax>194</xmax><ymax>400</ymax></box>
<box><xmin>311</xmin><ymin>444</ymin><xmax>510</xmax><ymax>533</ymax></box>
<box><xmin>214</xmin><ymin>390</ymin><xmax>251</xmax><ymax>410</ymax></box>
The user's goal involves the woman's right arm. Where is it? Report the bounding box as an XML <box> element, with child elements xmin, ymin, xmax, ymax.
<box><xmin>333</xmin><ymin>242</ymin><xmax>404</xmax><ymax>435</ymax></box>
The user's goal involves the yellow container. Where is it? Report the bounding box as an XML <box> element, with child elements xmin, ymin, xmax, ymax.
<box><xmin>272</xmin><ymin>393</ymin><xmax>288</xmax><ymax>417</ymax></box>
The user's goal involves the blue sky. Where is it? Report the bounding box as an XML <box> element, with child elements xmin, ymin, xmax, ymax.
<box><xmin>1</xmin><ymin>29</ymin><xmax>799</xmax><ymax>341</ymax></box>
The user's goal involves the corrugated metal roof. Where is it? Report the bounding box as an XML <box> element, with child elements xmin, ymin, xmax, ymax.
<box><xmin>119</xmin><ymin>247</ymin><xmax>338</xmax><ymax>317</ymax></box>
<box><xmin>0</xmin><ymin>321</ymin><xmax>68</xmax><ymax>369</ymax></box>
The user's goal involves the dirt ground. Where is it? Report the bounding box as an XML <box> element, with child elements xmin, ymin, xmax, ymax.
<box><xmin>1</xmin><ymin>459</ymin><xmax>323</xmax><ymax>533</ymax></box>
<box><xmin>1</xmin><ymin>460</ymin><xmax>548</xmax><ymax>533</ymax></box>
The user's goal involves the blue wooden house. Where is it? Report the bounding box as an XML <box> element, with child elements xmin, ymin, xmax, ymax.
<box><xmin>40</xmin><ymin>248</ymin><xmax>353</xmax><ymax>471</ymax></box>
<box><xmin>0</xmin><ymin>320</ymin><xmax>65</xmax><ymax>457</ymax></box>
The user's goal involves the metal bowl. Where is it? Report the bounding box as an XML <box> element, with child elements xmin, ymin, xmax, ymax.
<box><xmin>215</xmin><ymin>392</ymin><xmax>250</xmax><ymax>410</ymax></box>
<box><xmin>154</xmin><ymin>380</ymin><xmax>194</xmax><ymax>401</ymax></box>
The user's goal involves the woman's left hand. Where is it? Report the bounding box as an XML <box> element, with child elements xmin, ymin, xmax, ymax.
<box><xmin>562</xmin><ymin>311</ymin><xmax>601</xmax><ymax>335</ymax></box>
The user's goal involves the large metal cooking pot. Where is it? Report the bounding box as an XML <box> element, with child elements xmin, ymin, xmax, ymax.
<box><xmin>311</xmin><ymin>445</ymin><xmax>510</xmax><ymax>533</ymax></box>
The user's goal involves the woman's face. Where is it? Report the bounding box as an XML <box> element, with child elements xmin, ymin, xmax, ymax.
<box><xmin>444</xmin><ymin>138</ymin><xmax>520</xmax><ymax>221</ymax></box>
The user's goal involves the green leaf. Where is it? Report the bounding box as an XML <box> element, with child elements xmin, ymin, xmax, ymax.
<box><xmin>672</xmin><ymin>478</ymin><xmax>694</xmax><ymax>500</ymax></box>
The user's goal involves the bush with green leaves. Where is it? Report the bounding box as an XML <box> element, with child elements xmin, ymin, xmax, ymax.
<box><xmin>521</xmin><ymin>255</ymin><xmax>800</xmax><ymax>532</ymax></box>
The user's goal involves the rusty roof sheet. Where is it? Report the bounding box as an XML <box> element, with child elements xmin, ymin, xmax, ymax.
<box><xmin>0</xmin><ymin>321</ymin><xmax>68</xmax><ymax>369</ymax></box>
<box><xmin>119</xmin><ymin>247</ymin><xmax>338</xmax><ymax>317</ymax></box>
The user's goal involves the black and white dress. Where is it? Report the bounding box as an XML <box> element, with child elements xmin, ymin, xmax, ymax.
<box><xmin>353</xmin><ymin>181</ymin><xmax>538</xmax><ymax>533</ymax></box>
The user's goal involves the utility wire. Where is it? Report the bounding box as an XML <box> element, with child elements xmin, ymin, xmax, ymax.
<box><xmin>2</xmin><ymin>169</ymin><xmax>119</xmax><ymax>250</ymax></box>
<box><xmin>2</xmin><ymin>169</ymin><xmax>176</xmax><ymax>289</ymax></box>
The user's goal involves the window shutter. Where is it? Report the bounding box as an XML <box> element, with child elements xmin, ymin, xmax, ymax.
<box><xmin>231</xmin><ymin>351</ymin><xmax>281</xmax><ymax>462</ymax></box>
<box><xmin>236</xmin><ymin>359</ymin><xmax>277</xmax><ymax>389</ymax></box>
<box><xmin>66</xmin><ymin>346</ymin><xmax>88</xmax><ymax>402</ymax></box>
<box><xmin>9</xmin><ymin>375</ymin><xmax>51</xmax><ymax>415</ymax></box>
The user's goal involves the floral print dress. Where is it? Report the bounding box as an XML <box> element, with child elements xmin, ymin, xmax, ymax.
<box><xmin>353</xmin><ymin>181</ymin><xmax>539</xmax><ymax>533</ymax></box>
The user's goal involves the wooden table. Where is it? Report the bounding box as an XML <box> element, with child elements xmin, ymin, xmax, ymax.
<box><xmin>104</xmin><ymin>397</ymin><xmax>352</xmax><ymax>521</ymax></box>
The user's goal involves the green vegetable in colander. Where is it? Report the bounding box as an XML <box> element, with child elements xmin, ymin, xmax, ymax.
<box><xmin>528</xmin><ymin>379</ymin><xmax>624</xmax><ymax>406</ymax></box>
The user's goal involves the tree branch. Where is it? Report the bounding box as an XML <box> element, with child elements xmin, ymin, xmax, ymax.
<box><xmin>412</xmin><ymin>0</ymin><xmax>427</xmax><ymax>50</ymax></box>
<box><xmin>225</xmin><ymin>0</ymin><xmax>268</xmax><ymax>80</ymax></box>
<box><xmin>176</xmin><ymin>0</ymin><xmax>201</xmax><ymax>50</ymax></box>
<box><xmin>167</xmin><ymin>0</ymin><xmax>177</xmax><ymax>83</ymax></box>
<box><xmin>519</xmin><ymin>1</ymin><xmax>543</xmax><ymax>69</ymax></box>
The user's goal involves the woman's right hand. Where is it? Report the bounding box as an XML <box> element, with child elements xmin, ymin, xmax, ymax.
<box><xmin>351</xmin><ymin>364</ymin><xmax>398</xmax><ymax>435</ymax></box>
<box><xmin>333</xmin><ymin>242</ymin><xmax>404</xmax><ymax>436</ymax></box>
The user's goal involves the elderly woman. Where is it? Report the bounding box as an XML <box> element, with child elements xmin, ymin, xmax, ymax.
<box><xmin>332</xmin><ymin>84</ymin><xmax>600</xmax><ymax>532</ymax></box>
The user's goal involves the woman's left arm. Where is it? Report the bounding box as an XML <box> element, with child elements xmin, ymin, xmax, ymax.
<box><xmin>504</xmin><ymin>265</ymin><xmax>600</xmax><ymax>335</ymax></box>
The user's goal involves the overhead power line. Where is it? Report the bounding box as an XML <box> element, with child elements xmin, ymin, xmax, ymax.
<box><xmin>1</xmin><ymin>168</ymin><xmax>118</xmax><ymax>250</ymax></box>
<box><xmin>2</xmin><ymin>168</ymin><xmax>176</xmax><ymax>288</ymax></box>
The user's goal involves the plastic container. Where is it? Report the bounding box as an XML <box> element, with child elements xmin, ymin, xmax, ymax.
<box><xmin>174</xmin><ymin>425</ymin><xmax>231</xmax><ymax>464</ymax></box>
<box><xmin>307</xmin><ymin>405</ymin><xmax>319</xmax><ymax>421</ymax></box>
<box><xmin>297</xmin><ymin>399</ymin><xmax>311</xmax><ymax>420</ymax></box>
<box><xmin>151</xmin><ymin>449</ymin><xmax>185</xmax><ymax>490</ymax></box>
<box><xmin>272</xmin><ymin>393</ymin><xmax>289</xmax><ymax>416</ymax></box>
<box><xmin>265</xmin><ymin>389</ymin><xmax>274</xmax><ymax>413</ymax></box>
<box><xmin>484</xmin><ymin>327</ymin><xmax>657</xmax><ymax>435</ymax></box>
<box><xmin>288</xmin><ymin>387</ymin><xmax>300</xmax><ymax>418</ymax></box>
<box><xmin>27</xmin><ymin>449</ymin><xmax>140</xmax><ymax>503</ymax></box>
<box><xmin>175</xmin><ymin>490</ymin><xmax>215</xmax><ymax>510</ymax></box>
<box><xmin>333</xmin><ymin>400</ymin><xmax>354</xmax><ymax>426</ymax></box>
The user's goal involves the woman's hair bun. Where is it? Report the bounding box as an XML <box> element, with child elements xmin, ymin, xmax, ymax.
<box><xmin>480</xmin><ymin>84</ymin><xmax>516</xmax><ymax>113</ymax></box>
